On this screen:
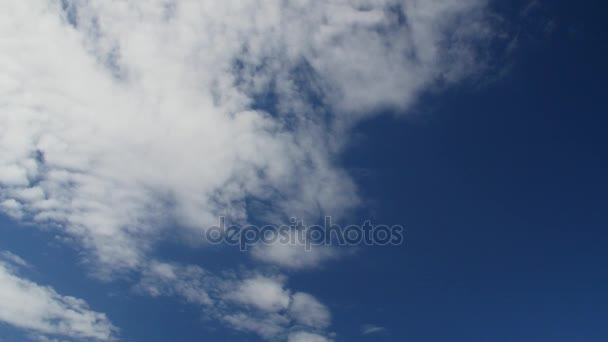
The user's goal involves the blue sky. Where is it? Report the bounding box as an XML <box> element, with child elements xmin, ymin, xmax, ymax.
<box><xmin>1</xmin><ymin>0</ymin><xmax>607</xmax><ymax>341</ymax></box>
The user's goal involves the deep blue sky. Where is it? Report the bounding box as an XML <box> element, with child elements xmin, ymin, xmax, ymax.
<box><xmin>1</xmin><ymin>1</ymin><xmax>607</xmax><ymax>341</ymax></box>
<box><xmin>323</xmin><ymin>1</ymin><xmax>608</xmax><ymax>340</ymax></box>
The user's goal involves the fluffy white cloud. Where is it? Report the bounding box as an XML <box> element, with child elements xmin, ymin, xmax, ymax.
<box><xmin>289</xmin><ymin>293</ymin><xmax>331</xmax><ymax>329</ymax></box>
<box><xmin>228</xmin><ymin>275</ymin><xmax>292</xmax><ymax>312</ymax></box>
<box><xmin>0</xmin><ymin>0</ymin><xmax>495</xmax><ymax>340</ymax></box>
<box><xmin>0</xmin><ymin>252</ymin><xmax>116</xmax><ymax>341</ymax></box>
<box><xmin>0</xmin><ymin>0</ymin><xmax>492</xmax><ymax>273</ymax></box>
<box><xmin>134</xmin><ymin>263</ymin><xmax>332</xmax><ymax>340</ymax></box>
<box><xmin>219</xmin><ymin>279</ymin><xmax>331</xmax><ymax>339</ymax></box>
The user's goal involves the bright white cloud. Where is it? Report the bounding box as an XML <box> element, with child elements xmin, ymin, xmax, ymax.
<box><xmin>0</xmin><ymin>253</ymin><xmax>116</xmax><ymax>341</ymax></box>
<box><xmin>228</xmin><ymin>275</ymin><xmax>291</xmax><ymax>312</ymax></box>
<box><xmin>0</xmin><ymin>0</ymin><xmax>492</xmax><ymax>273</ymax></box>
<box><xmin>0</xmin><ymin>0</ymin><xmax>495</xmax><ymax>340</ymax></box>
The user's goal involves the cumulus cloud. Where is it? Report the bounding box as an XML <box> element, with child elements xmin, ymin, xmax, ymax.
<box><xmin>0</xmin><ymin>0</ymin><xmax>493</xmax><ymax>272</ymax></box>
<box><xmin>0</xmin><ymin>0</ymin><xmax>496</xmax><ymax>340</ymax></box>
<box><xmin>135</xmin><ymin>261</ymin><xmax>213</xmax><ymax>306</ymax></box>
<box><xmin>0</xmin><ymin>252</ymin><xmax>116</xmax><ymax>341</ymax></box>
<box><xmin>228</xmin><ymin>275</ymin><xmax>292</xmax><ymax>312</ymax></box>
<box><xmin>134</xmin><ymin>263</ymin><xmax>332</xmax><ymax>340</ymax></box>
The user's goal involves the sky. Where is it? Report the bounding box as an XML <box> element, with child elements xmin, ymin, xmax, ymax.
<box><xmin>0</xmin><ymin>0</ymin><xmax>607</xmax><ymax>341</ymax></box>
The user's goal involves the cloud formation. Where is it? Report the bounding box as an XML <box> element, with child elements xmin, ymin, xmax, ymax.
<box><xmin>0</xmin><ymin>0</ymin><xmax>492</xmax><ymax>271</ymax></box>
<box><xmin>0</xmin><ymin>251</ymin><xmax>116</xmax><ymax>341</ymax></box>
<box><xmin>0</xmin><ymin>0</ymin><xmax>496</xmax><ymax>340</ymax></box>
<box><xmin>134</xmin><ymin>261</ymin><xmax>332</xmax><ymax>340</ymax></box>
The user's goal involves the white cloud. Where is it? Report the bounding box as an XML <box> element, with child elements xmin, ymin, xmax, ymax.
<box><xmin>0</xmin><ymin>0</ymin><xmax>493</xmax><ymax>273</ymax></box>
<box><xmin>361</xmin><ymin>324</ymin><xmax>387</xmax><ymax>335</ymax></box>
<box><xmin>135</xmin><ymin>261</ymin><xmax>213</xmax><ymax>306</ymax></box>
<box><xmin>251</xmin><ymin>230</ymin><xmax>340</xmax><ymax>269</ymax></box>
<box><xmin>219</xmin><ymin>274</ymin><xmax>332</xmax><ymax>339</ymax></box>
<box><xmin>0</xmin><ymin>253</ymin><xmax>116</xmax><ymax>341</ymax></box>
<box><xmin>222</xmin><ymin>312</ymin><xmax>290</xmax><ymax>340</ymax></box>
<box><xmin>29</xmin><ymin>335</ymin><xmax>70</xmax><ymax>342</ymax></box>
<box><xmin>228</xmin><ymin>275</ymin><xmax>291</xmax><ymax>312</ymax></box>
<box><xmin>0</xmin><ymin>250</ymin><xmax>30</xmax><ymax>268</ymax></box>
<box><xmin>287</xmin><ymin>331</ymin><xmax>332</xmax><ymax>342</ymax></box>
<box><xmin>289</xmin><ymin>293</ymin><xmax>331</xmax><ymax>329</ymax></box>
<box><xmin>0</xmin><ymin>199</ymin><xmax>23</xmax><ymax>219</ymax></box>
<box><xmin>0</xmin><ymin>0</ymin><xmax>496</xmax><ymax>340</ymax></box>
<box><xmin>134</xmin><ymin>262</ymin><xmax>332</xmax><ymax>340</ymax></box>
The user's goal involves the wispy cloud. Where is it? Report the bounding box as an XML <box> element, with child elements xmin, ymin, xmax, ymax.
<box><xmin>135</xmin><ymin>261</ymin><xmax>332</xmax><ymax>340</ymax></box>
<box><xmin>0</xmin><ymin>251</ymin><xmax>116</xmax><ymax>341</ymax></box>
<box><xmin>0</xmin><ymin>250</ymin><xmax>30</xmax><ymax>268</ymax></box>
<box><xmin>362</xmin><ymin>324</ymin><xmax>388</xmax><ymax>335</ymax></box>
